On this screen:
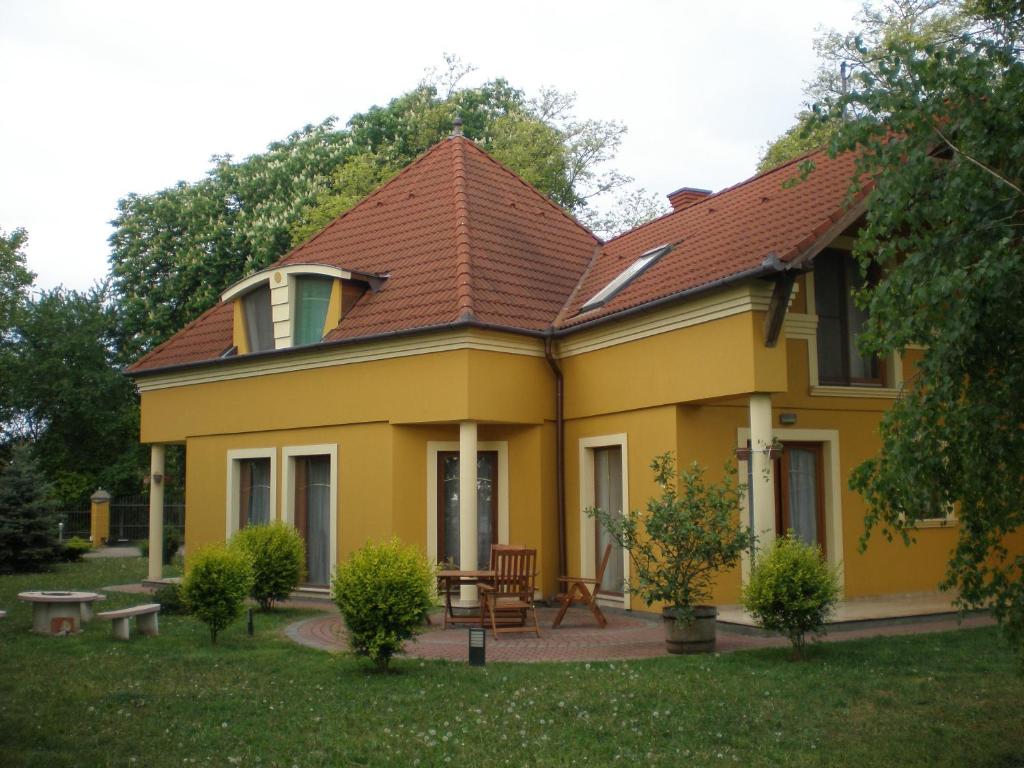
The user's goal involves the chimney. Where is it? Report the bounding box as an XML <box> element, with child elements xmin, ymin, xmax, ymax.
<box><xmin>667</xmin><ymin>186</ymin><xmax>712</xmax><ymax>212</ymax></box>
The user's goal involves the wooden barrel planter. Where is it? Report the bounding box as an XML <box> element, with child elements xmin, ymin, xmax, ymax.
<box><xmin>663</xmin><ymin>605</ymin><xmax>717</xmax><ymax>654</ymax></box>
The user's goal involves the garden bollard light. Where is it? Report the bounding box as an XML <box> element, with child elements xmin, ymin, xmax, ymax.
<box><xmin>468</xmin><ymin>626</ymin><xmax>486</xmax><ymax>666</ymax></box>
<box><xmin>58</xmin><ymin>521</ymin><xmax>64</xmax><ymax>543</ymax></box>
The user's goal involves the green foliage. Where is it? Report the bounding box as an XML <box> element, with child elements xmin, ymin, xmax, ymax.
<box><xmin>109</xmin><ymin>120</ymin><xmax>351</xmax><ymax>357</ymax></box>
<box><xmin>331</xmin><ymin>538</ymin><xmax>436</xmax><ymax>672</ymax></box>
<box><xmin>0</xmin><ymin>227</ymin><xmax>34</xmax><ymax>438</ymax></box>
<box><xmin>0</xmin><ymin>444</ymin><xmax>59</xmax><ymax>573</ymax></box>
<box><xmin>4</xmin><ymin>284</ymin><xmax>144</xmax><ymax>505</ymax></box>
<box><xmin>152</xmin><ymin>581</ymin><xmax>189</xmax><ymax>616</ymax></box>
<box><xmin>817</xmin><ymin>5</ymin><xmax>1024</xmax><ymax>660</ymax></box>
<box><xmin>758</xmin><ymin>1</ymin><xmax>975</xmax><ymax>170</ymax></box>
<box><xmin>58</xmin><ymin>536</ymin><xmax>92</xmax><ymax>562</ymax></box>
<box><xmin>229</xmin><ymin>521</ymin><xmax>305</xmax><ymax>610</ymax></box>
<box><xmin>742</xmin><ymin>535</ymin><xmax>841</xmax><ymax>657</ymax></box>
<box><xmin>109</xmin><ymin>59</ymin><xmax>642</xmax><ymax>359</ymax></box>
<box><xmin>181</xmin><ymin>544</ymin><xmax>254</xmax><ymax>643</ymax></box>
<box><xmin>588</xmin><ymin>453</ymin><xmax>754</xmax><ymax>621</ymax></box>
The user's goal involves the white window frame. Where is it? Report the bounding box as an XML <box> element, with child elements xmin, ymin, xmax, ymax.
<box><xmin>425</xmin><ymin>441</ymin><xmax>509</xmax><ymax>564</ymax></box>
<box><xmin>282</xmin><ymin>444</ymin><xmax>339</xmax><ymax>586</ymax></box>
<box><xmin>225</xmin><ymin>448</ymin><xmax>278</xmax><ymax>540</ymax></box>
<box><xmin>578</xmin><ymin>434</ymin><xmax>630</xmax><ymax>607</ymax></box>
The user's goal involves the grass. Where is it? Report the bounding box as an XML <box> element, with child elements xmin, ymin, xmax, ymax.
<box><xmin>0</xmin><ymin>558</ymin><xmax>1022</xmax><ymax>767</ymax></box>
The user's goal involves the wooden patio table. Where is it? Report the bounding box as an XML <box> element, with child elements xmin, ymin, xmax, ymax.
<box><xmin>18</xmin><ymin>590</ymin><xmax>106</xmax><ymax>635</ymax></box>
<box><xmin>436</xmin><ymin>569</ymin><xmax>494</xmax><ymax>630</ymax></box>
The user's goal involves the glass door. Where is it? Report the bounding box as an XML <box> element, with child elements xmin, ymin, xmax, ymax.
<box><xmin>593</xmin><ymin>446</ymin><xmax>624</xmax><ymax>595</ymax></box>
<box><xmin>294</xmin><ymin>455</ymin><xmax>331</xmax><ymax>586</ymax></box>
<box><xmin>774</xmin><ymin>443</ymin><xmax>826</xmax><ymax>553</ymax></box>
<box><xmin>437</xmin><ymin>451</ymin><xmax>498</xmax><ymax>570</ymax></box>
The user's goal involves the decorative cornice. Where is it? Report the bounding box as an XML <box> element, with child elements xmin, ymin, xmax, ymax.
<box><xmin>556</xmin><ymin>282</ymin><xmax>775</xmax><ymax>358</ymax></box>
<box><xmin>135</xmin><ymin>329</ymin><xmax>544</xmax><ymax>392</ymax></box>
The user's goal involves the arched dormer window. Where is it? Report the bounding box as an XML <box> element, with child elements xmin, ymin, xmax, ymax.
<box><xmin>221</xmin><ymin>264</ymin><xmax>384</xmax><ymax>355</ymax></box>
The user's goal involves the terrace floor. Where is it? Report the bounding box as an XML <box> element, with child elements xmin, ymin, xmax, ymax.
<box><xmin>285</xmin><ymin>595</ymin><xmax>994</xmax><ymax>663</ymax></box>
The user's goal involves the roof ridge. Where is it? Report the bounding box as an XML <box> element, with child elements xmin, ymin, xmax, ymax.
<box><xmin>450</xmin><ymin>137</ymin><xmax>475</xmax><ymax>321</ymax></box>
<box><xmin>286</xmin><ymin>139</ymin><xmax>458</xmax><ymax>263</ymax></box>
<box><xmin>456</xmin><ymin>137</ymin><xmax>600</xmax><ymax>246</ymax></box>
<box><xmin>554</xmin><ymin>243</ymin><xmax>604</xmax><ymax>326</ymax></box>
<box><xmin>601</xmin><ymin>145</ymin><xmax>831</xmax><ymax>248</ymax></box>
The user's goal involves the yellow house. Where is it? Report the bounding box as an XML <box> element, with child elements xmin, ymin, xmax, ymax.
<box><xmin>127</xmin><ymin>132</ymin><xmax>967</xmax><ymax>609</ymax></box>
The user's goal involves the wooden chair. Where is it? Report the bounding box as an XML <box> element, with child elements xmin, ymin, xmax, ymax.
<box><xmin>552</xmin><ymin>543</ymin><xmax>613</xmax><ymax>628</ymax></box>
<box><xmin>478</xmin><ymin>546</ymin><xmax>540</xmax><ymax>639</ymax></box>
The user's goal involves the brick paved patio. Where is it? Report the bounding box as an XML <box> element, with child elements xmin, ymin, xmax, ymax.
<box><xmin>285</xmin><ymin>604</ymin><xmax>995</xmax><ymax>663</ymax></box>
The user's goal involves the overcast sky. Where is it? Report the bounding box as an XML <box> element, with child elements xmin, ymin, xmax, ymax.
<box><xmin>1</xmin><ymin>0</ymin><xmax>863</xmax><ymax>291</ymax></box>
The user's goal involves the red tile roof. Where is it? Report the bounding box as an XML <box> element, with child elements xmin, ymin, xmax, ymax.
<box><xmin>556</xmin><ymin>149</ymin><xmax>866</xmax><ymax>329</ymax></box>
<box><xmin>129</xmin><ymin>140</ymin><xmax>865</xmax><ymax>375</ymax></box>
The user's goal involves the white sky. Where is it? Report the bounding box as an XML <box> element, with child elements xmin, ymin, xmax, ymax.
<box><xmin>0</xmin><ymin>0</ymin><xmax>863</xmax><ymax>291</ymax></box>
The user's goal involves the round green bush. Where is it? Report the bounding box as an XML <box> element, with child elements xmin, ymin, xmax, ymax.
<box><xmin>331</xmin><ymin>538</ymin><xmax>436</xmax><ymax>672</ymax></box>
<box><xmin>742</xmin><ymin>534</ymin><xmax>841</xmax><ymax>657</ymax></box>
<box><xmin>181</xmin><ymin>544</ymin><xmax>254</xmax><ymax>643</ymax></box>
<box><xmin>230</xmin><ymin>522</ymin><xmax>306</xmax><ymax>610</ymax></box>
<box><xmin>59</xmin><ymin>536</ymin><xmax>92</xmax><ymax>562</ymax></box>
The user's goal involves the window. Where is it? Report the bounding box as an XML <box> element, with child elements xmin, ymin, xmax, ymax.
<box><xmin>293</xmin><ymin>455</ymin><xmax>332</xmax><ymax>585</ymax></box>
<box><xmin>293</xmin><ymin>277</ymin><xmax>333</xmax><ymax>346</ymax></box>
<box><xmin>243</xmin><ymin>284</ymin><xmax>275</xmax><ymax>353</ymax></box>
<box><xmin>237</xmin><ymin>457</ymin><xmax>271</xmax><ymax>528</ymax></box>
<box><xmin>814</xmin><ymin>250</ymin><xmax>882</xmax><ymax>385</ymax></box>
<box><xmin>580</xmin><ymin>244</ymin><xmax>672</xmax><ymax>312</ymax></box>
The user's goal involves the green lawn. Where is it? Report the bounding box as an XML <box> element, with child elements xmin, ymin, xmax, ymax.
<box><xmin>0</xmin><ymin>558</ymin><xmax>1021</xmax><ymax>767</ymax></box>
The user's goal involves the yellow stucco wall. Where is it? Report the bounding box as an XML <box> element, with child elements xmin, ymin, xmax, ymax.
<box><xmin>141</xmin><ymin>289</ymin><xmax>1020</xmax><ymax>611</ymax></box>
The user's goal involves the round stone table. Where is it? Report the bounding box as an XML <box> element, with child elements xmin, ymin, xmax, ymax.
<box><xmin>17</xmin><ymin>591</ymin><xmax>106</xmax><ymax>635</ymax></box>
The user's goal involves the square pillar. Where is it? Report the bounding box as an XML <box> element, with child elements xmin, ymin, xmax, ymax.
<box><xmin>89</xmin><ymin>489</ymin><xmax>111</xmax><ymax>545</ymax></box>
<box><xmin>459</xmin><ymin>421</ymin><xmax>478</xmax><ymax>602</ymax></box>
<box><xmin>148</xmin><ymin>445</ymin><xmax>166</xmax><ymax>581</ymax></box>
<box><xmin>748</xmin><ymin>393</ymin><xmax>776</xmax><ymax>555</ymax></box>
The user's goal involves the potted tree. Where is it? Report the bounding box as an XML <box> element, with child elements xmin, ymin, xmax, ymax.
<box><xmin>588</xmin><ymin>452</ymin><xmax>754</xmax><ymax>654</ymax></box>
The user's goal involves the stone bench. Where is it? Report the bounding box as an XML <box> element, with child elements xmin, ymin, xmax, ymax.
<box><xmin>97</xmin><ymin>603</ymin><xmax>161</xmax><ymax>640</ymax></box>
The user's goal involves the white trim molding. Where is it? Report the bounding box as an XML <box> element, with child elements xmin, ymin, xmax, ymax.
<box><xmin>425</xmin><ymin>441</ymin><xmax>510</xmax><ymax>565</ymax></box>
<box><xmin>225</xmin><ymin>448</ymin><xmax>278</xmax><ymax>540</ymax></box>
<box><xmin>282</xmin><ymin>444</ymin><xmax>339</xmax><ymax>584</ymax></box>
<box><xmin>737</xmin><ymin>426</ymin><xmax>845</xmax><ymax>594</ymax></box>
<box><xmin>221</xmin><ymin>264</ymin><xmax>353</xmax><ymax>302</ymax></box>
<box><xmin>557</xmin><ymin>282</ymin><xmax>777</xmax><ymax>358</ymax></box>
<box><xmin>135</xmin><ymin>329</ymin><xmax>545</xmax><ymax>392</ymax></box>
<box><xmin>578</xmin><ymin>433</ymin><xmax>630</xmax><ymax>608</ymax></box>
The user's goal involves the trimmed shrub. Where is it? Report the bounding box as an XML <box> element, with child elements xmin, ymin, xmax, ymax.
<box><xmin>230</xmin><ymin>522</ymin><xmax>305</xmax><ymax>610</ymax></box>
<box><xmin>742</xmin><ymin>534</ymin><xmax>841</xmax><ymax>657</ymax></box>
<box><xmin>181</xmin><ymin>544</ymin><xmax>254</xmax><ymax>643</ymax></box>
<box><xmin>59</xmin><ymin>536</ymin><xmax>92</xmax><ymax>562</ymax></box>
<box><xmin>331</xmin><ymin>538</ymin><xmax>436</xmax><ymax>672</ymax></box>
<box><xmin>137</xmin><ymin>528</ymin><xmax>183</xmax><ymax>563</ymax></box>
<box><xmin>153</xmin><ymin>582</ymin><xmax>189</xmax><ymax>615</ymax></box>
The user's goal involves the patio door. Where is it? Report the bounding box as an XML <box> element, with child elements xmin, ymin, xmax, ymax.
<box><xmin>774</xmin><ymin>442</ymin><xmax>826</xmax><ymax>553</ymax></box>
<box><xmin>593</xmin><ymin>446</ymin><xmax>624</xmax><ymax>595</ymax></box>
<box><xmin>437</xmin><ymin>451</ymin><xmax>498</xmax><ymax>570</ymax></box>
<box><xmin>294</xmin><ymin>455</ymin><xmax>331</xmax><ymax>586</ymax></box>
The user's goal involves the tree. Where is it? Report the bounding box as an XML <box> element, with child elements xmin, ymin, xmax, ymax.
<box><xmin>821</xmin><ymin>3</ymin><xmax>1024</xmax><ymax>656</ymax></box>
<box><xmin>109</xmin><ymin>120</ymin><xmax>352</xmax><ymax>357</ymax></box>
<box><xmin>757</xmin><ymin>1</ymin><xmax>974</xmax><ymax>172</ymax></box>
<box><xmin>0</xmin><ymin>228</ymin><xmax>34</xmax><ymax>443</ymax></box>
<box><xmin>0</xmin><ymin>444</ymin><xmax>59</xmax><ymax>573</ymax></box>
<box><xmin>5</xmin><ymin>285</ymin><xmax>144</xmax><ymax>505</ymax></box>
<box><xmin>109</xmin><ymin>60</ymin><xmax>643</xmax><ymax>357</ymax></box>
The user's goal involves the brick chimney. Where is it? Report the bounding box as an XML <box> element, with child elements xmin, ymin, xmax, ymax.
<box><xmin>667</xmin><ymin>186</ymin><xmax>712</xmax><ymax>212</ymax></box>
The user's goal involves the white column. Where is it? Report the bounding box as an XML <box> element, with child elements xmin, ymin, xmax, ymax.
<box><xmin>459</xmin><ymin>421</ymin><xmax>478</xmax><ymax>603</ymax></box>
<box><xmin>147</xmin><ymin>445</ymin><xmax>166</xmax><ymax>581</ymax></box>
<box><xmin>748</xmin><ymin>394</ymin><xmax>776</xmax><ymax>555</ymax></box>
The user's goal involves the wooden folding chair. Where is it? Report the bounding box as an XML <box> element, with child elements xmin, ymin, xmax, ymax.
<box><xmin>552</xmin><ymin>543</ymin><xmax>613</xmax><ymax>628</ymax></box>
<box><xmin>478</xmin><ymin>546</ymin><xmax>540</xmax><ymax>639</ymax></box>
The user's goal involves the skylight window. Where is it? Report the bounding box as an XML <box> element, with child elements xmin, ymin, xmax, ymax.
<box><xmin>580</xmin><ymin>244</ymin><xmax>672</xmax><ymax>312</ymax></box>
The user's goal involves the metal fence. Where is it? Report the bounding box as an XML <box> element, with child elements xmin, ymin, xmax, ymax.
<box><xmin>109</xmin><ymin>494</ymin><xmax>186</xmax><ymax>543</ymax></box>
<box><xmin>56</xmin><ymin>510</ymin><xmax>91</xmax><ymax>540</ymax></box>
